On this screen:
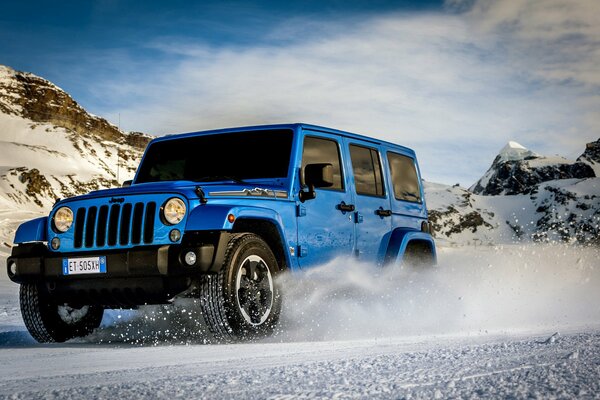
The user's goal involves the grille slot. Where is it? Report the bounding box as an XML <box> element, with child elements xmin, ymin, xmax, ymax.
<box><xmin>131</xmin><ymin>203</ymin><xmax>144</xmax><ymax>244</ymax></box>
<box><xmin>108</xmin><ymin>204</ymin><xmax>120</xmax><ymax>246</ymax></box>
<box><xmin>144</xmin><ymin>202</ymin><xmax>156</xmax><ymax>243</ymax></box>
<box><xmin>74</xmin><ymin>208</ymin><xmax>86</xmax><ymax>248</ymax></box>
<box><xmin>71</xmin><ymin>201</ymin><xmax>157</xmax><ymax>249</ymax></box>
<box><xmin>84</xmin><ymin>207</ymin><xmax>98</xmax><ymax>248</ymax></box>
<box><xmin>119</xmin><ymin>204</ymin><xmax>133</xmax><ymax>245</ymax></box>
<box><xmin>96</xmin><ymin>205</ymin><xmax>109</xmax><ymax>247</ymax></box>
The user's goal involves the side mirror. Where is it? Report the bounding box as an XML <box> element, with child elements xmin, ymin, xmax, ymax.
<box><xmin>122</xmin><ymin>180</ymin><xmax>133</xmax><ymax>188</ymax></box>
<box><xmin>300</xmin><ymin>163</ymin><xmax>333</xmax><ymax>202</ymax></box>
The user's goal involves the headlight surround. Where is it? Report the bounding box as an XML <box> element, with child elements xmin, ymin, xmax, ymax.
<box><xmin>162</xmin><ymin>198</ymin><xmax>186</xmax><ymax>225</ymax></box>
<box><xmin>53</xmin><ymin>207</ymin><xmax>74</xmax><ymax>233</ymax></box>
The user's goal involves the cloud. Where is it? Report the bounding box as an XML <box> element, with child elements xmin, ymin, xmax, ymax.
<box><xmin>449</xmin><ymin>0</ymin><xmax>600</xmax><ymax>157</ymax></box>
<box><xmin>458</xmin><ymin>0</ymin><xmax>600</xmax><ymax>87</ymax></box>
<box><xmin>84</xmin><ymin>3</ymin><xmax>598</xmax><ymax>185</ymax></box>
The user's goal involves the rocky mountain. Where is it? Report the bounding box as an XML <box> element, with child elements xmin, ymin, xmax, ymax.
<box><xmin>428</xmin><ymin>140</ymin><xmax>600</xmax><ymax>246</ymax></box>
<box><xmin>470</xmin><ymin>141</ymin><xmax>596</xmax><ymax>196</ymax></box>
<box><xmin>0</xmin><ymin>65</ymin><xmax>153</xmax><ymax>252</ymax></box>
<box><xmin>0</xmin><ymin>65</ymin><xmax>151</xmax><ymax>211</ymax></box>
<box><xmin>577</xmin><ymin>139</ymin><xmax>600</xmax><ymax>176</ymax></box>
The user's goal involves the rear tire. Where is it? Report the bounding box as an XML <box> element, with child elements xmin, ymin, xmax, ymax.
<box><xmin>403</xmin><ymin>241</ymin><xmax>436</xmax><ymax>267</ymax></box>
<box><xmin>20</xmin><ymin>283</ymin><xmax>104</xmax><ymax>343</ymax></box>
<box><xmin>199</xmin><ymin>233</ymin><xmax>281</xmax><ymax>342</ymax></box>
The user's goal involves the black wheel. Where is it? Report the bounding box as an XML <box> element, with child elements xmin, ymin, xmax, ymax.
<box><xmin>200</xmin><ymin>233</ymin><xmax>281</xmax><ymax>341</ymax></box>
<box><xmin>20</xmin><ymin>283</ymin><xmax>104</xmax><ymax>343</ymax></box>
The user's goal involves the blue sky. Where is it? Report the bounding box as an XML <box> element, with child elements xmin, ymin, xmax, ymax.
<box><xmin>2</xmin><ymin>0</ymin><xmax>599</xmax><ymax>186</ymax></box>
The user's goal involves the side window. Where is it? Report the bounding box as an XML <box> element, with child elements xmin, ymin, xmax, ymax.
<box><xmin>302</xmin><ymin>136</ymin><xmax>344</xmax><ymax>190</ymax></box>
<box><xmin>349</xmin><ymin>145</ymin><xmax>384</xmax><ymax>197</ymax></box>
<box><xmin>387</xmin><ymin>152</ymin><xmax>422</xmax><ymax>203</ymax></box>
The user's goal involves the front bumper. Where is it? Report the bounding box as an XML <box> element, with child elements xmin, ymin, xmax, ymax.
<box><xmin>7</xmin><ymin>233</ymin><xmax>231</xmax><ymax>307</ymax></box>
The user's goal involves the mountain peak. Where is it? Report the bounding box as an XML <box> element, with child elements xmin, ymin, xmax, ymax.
<box><xmin>496</xmin><ymin>141</ymin><xmax>538</xmax><ymax>163</ymax></box>
<box><xmin>470</xmin><ymin>141</ymin><xmax>595</xmax><ymax>195</ymax></box>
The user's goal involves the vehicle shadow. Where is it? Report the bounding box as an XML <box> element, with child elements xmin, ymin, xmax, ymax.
<box><xmin>0</xmin><ymin>302</ymin><xmax>214</xmax><ymax>349</ymax></box>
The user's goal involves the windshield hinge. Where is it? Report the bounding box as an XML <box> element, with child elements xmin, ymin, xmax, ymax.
<box><xmin>195</xmin><ymin>186</ymin><xmax>208</xmax><ymax>204</ymax></box>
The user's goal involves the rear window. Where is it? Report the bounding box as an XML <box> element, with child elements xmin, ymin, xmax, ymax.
<box><xmin>349</xmin><ymin>144</ymin><xmax>384</xmax><ymax>197</ymax></box>
<box><xmin>136</xmin><ymin>130</ymin><xmax>293</xmax><ymax>183</ymax></box>
<box><xmin>387</xmin><ymin>152</ymin><xmax>421</xmax><ymax>203</ymax></box>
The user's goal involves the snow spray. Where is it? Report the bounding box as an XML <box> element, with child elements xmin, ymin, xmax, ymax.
<box><xmin>90</xmin><ymin>244</ymin><xmax>600</xmax><ymax>344</ymax></box>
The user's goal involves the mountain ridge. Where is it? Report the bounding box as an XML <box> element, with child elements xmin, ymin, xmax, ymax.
<box><xmin>470</xmin><ymin>140</ymin><xmax>596</xmax><ymax>196</ymax></box>
<box><xmin>431</xmin><ymin>140</ymin><xmax>599</xmax><ymax>245</ymax></box>
<box><xmin>0</xmin><ymin>65</ymin><xmax>151</xmax><ymax>212</ymax></box>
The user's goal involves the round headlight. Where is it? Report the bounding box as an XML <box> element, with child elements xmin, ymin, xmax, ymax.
<box><xmin>53</xmin><ymin>207</ymin><xmax>73</xmax><ymax>233</ymax></box>
<box><xmin>162</xmin><ymin>198</ymin><xmax>186</xmax><ymax>225</ymax></box>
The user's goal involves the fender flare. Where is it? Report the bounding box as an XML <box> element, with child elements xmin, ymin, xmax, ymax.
<box><xmin>14</xmin><ymin>217</ymin><xmax>48</xmax><ymax>244</ymax></box>
<box><xmin>384</xmin><ymin>228</ymin><xmax>437</xmax><ymax>265</ymax></box>
<box><xmin>185</xmin><ymin>205</ymin><xmax>292</xmax><ymax>269</ymax></box>
<box><xmin>185</xmin><ymin>205</ymin><xmax>286</xmax><ymax>231</ymax></box>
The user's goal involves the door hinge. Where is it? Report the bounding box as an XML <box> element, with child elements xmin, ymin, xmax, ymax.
<box><xmin>354</xmin><ymin>212</ymin><xmax>364</xmax><ymax>224</ymax></box>
<box><xmin>297</xmin><ymin>205</ymin><xmax>307</xmax><ymax>217</ymax></box>
<box><xmin>298</xmin><ymin>245</ymin><xmax>308</xmax><ymax>257</ymax></box>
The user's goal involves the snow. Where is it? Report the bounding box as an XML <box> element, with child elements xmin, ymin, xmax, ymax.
<box><xmin>0</xmin><ymin>112</ymin><xmax>142</xmax><ymax>211</ymax></box>
<box><xmin>426</xmin><ymin>178</ymin><xmax>600</xmax><ymax>245</ymax></box>
<box><xmin>1</xmin><ymin>244</ymin><xmax>599</xmax><ymax>398</ymax></box>
<box><xmin>497</xmin><ymin>141</ymin><xmax>539</xmax><ymax>163</ymax></box>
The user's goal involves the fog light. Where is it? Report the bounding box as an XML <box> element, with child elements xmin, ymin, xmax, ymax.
<box><xmin>8</xmin><ymin>261</ymin><xmax>17</xmax><ymax>276</ymax></box>
<box><xmin>184</xmin><ymin>251</ymin><xmax>197</xmax><ymax>266</ymax></box>
<box><xmin>169</xmin><ymin>229</ymin><xmax>181</xmax><ymax>242</ymax></box>
<box><xmin>51</xmin><ymin>237</ymin><xmax>61</xmax><ymax>250</ymax></box>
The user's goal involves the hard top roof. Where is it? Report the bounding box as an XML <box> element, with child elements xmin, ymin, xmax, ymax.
<box><xmin>148</xmin><ymin>123</ymin><xmax>415</xmax><ymax>156</ymax></box>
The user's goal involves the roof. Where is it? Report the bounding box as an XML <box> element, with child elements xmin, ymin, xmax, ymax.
<box><xmin>148</xmin><ymin>123</ymin><xmax>415</xmax><ymax>155</ymax></box>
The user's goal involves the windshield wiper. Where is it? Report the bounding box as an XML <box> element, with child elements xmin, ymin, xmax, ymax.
<box><xmin>193</xmin><ymin>175</ymin><xmax>248</xmax><ymax>184</ymax></box>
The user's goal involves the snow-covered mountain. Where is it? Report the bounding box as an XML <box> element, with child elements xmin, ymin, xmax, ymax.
<box><xmin>427</xmin><ymin>140</ymin><xmax>600</xmax><ymax>246</ymax></box>
<box><xmin>0</xmin><ymin>65</ymin><xmax>151</xmax><ymax>252</ymax></box>
<box><xmin>0</xmin><ymin>65</ymin><xmax>151</xmax><ymax>210</ymax></box>
<box><xmin>470</xmin><ymin>141</ymin><xmax>595</xmax><ymax>196</ymax></box>
<box><xmin>0</xmin><ymin>66</ymin><xmax>152</xmax><ymax>195</ymax></box>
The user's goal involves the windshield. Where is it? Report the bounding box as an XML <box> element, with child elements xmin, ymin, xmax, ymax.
<box><xmin>136</xmin><ymin>129</ymin><xmax>294</xmax><ymax>184</ymax></box>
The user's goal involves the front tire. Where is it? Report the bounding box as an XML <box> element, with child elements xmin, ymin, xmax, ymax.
<box><xmin>20</xmin><ymin>283</ymin><xmax>104</xmax><ymax>343</ymax></box>
<box><xmin>200</xmin><ymin>233</ymin><xmax>281</xmax><ymax>341</ymax></box>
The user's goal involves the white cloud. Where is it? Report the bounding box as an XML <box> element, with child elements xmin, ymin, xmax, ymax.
<box><xmin>91</xmin><ymin>3</ymin><xmax>598</xmax><ymax>186</ymax></box>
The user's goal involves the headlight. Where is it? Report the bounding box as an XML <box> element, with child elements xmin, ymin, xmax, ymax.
<box><xmin>53</xmin><ymin>207</ymin><xmax>73</xmax><ymax>233</ymax></box>
<box><xmin>162</xmin><ymin>198</ymin><xmax>186</xmax><ymax>225</ymax></box>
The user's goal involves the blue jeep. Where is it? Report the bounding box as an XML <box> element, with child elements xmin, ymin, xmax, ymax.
<box><xmin>7</xmin><ymin>123</ymin><xmax>436</xmax><ymax>342</ymax></box>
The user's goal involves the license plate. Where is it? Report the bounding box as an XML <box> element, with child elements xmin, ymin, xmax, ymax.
<box><xmin>62</xmin><ymin>256</ymin><xmax>107</xmax><ymax>275</ymax></box>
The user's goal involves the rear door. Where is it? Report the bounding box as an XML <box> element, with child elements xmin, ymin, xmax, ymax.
<box><xmin>296</xmin><ymin>131</ymin><xmax>355</xmax><ymax>268</ymax></box>
<box><xmin>345</xmin><ymin>140</ymin><xmax>392</xmax><ymax>263</ymax></box>
<box><xmin>384</xmin><ymin>149</ymin><xmax>427</xmax><ymax>231</ymax></box>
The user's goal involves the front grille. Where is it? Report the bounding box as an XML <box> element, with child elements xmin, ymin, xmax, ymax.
<box><xmin>73</xmin><ymin>202</ymin><xmax>157</xmax><ymax>249</ymax></box>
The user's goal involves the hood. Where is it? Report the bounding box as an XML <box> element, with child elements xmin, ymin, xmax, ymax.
<box><xmin>55</xmin><ymin>180</ymin><xmax>290</xmax><ymax>205</ymax></box>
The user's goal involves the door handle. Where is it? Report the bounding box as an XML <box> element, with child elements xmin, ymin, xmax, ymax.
<box><xmin>375</xmin><ymin>208</ymin><xmax>392</xmax><ymax>217</ymax></box>
<box><xmin>336</xmin><ymin>202</ymin><xmax>355</xmax><ymax>212</ymax></box>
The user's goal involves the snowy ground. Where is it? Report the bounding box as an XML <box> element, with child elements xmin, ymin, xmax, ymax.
<box><xmin>1</xmin><ymin>245</ymin><xmax>599</xmax><ymax>399</ymax></box>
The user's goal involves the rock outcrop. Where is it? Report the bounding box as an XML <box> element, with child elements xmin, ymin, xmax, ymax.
<box><xmin>470</xmin><ymin>141</ymin><xmax>595</xmax><ymax>196</ymax></box>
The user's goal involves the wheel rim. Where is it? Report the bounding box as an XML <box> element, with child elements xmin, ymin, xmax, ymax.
<box><xmin>235</xmin><ymin>255</ymin><xmax>274</xmax><ymax>326</ymax></box>
<box><xmin>57</xmin><ymin>305</ymin><xmax>89</xmax><ymax>325</ymax></box>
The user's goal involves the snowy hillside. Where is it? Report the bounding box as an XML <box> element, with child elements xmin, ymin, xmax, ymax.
<box><xmin>0</xmin><ymin>65</ymin><xmax>151</xmax><ymax>253</ymax></box>
<box><xmin>427</xmin><ymin>140</ymin><xmax>600</xmax><ymax>246</ymax></box>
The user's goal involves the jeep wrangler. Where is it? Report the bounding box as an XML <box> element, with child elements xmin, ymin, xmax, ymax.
<box><xmin>7</xmin><ymin>123</ymin><xmax>436</xmax><ymax>343</ymax></box>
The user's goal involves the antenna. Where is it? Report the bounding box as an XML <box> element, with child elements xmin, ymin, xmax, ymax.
<box><xmin>117</xmin><ymin>113</ymin><xmax>121</xmax><ymax>186</ymax></box>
